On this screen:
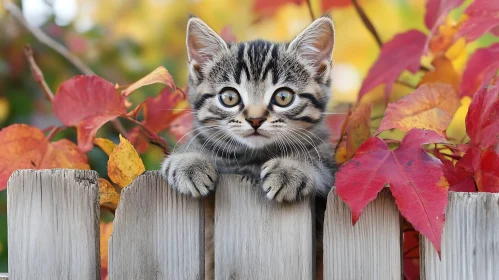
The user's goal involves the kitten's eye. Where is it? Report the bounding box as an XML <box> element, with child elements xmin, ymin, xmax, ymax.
<box><xmin>272</xmin><ymin>88</ymin><xmax>295</xmax><ymax>107</ymax></box>
<box><xmin>219</xmin><ymin>88</ymin><xmax>241</xmax><ymax>107</ymax></box>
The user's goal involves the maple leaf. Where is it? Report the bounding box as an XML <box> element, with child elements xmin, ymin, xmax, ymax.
<box><xmin>358</xmin><ymin>30</ymin><xmax>427</xmax><ymax>102</ymax></box>
<box><xmin>434</xmin><ymin>148</ymin><xmax>476</xmax><ymax>192</ymax></box>
<box><xmin>456</xmin><ymin>0</ymin><xmax>499</xmax><ymax>42</ymax></box>
<box><xmin>121</xmin><ymin>66</ymin><xmax>175</xmax><ymax>97</ymax></box>
<box><xmin>465</xmin><ymin>79</ymin><xmax>499</xmax><ymax>149</ymax></box>
<box><xmin>108</xmin><ymin>134</ymin><xmax>145</xmax><ymax>188</ymax></box>
<box><xmin>460</xmin><ymin>43</ymin><xmax>499</xmax><ymax>98</ymax></box>
<box><xmin>419</xmin><ymin>57</ymin><xmax>460</xmax><ymax>92</ymax></box>
<box><xmin>377</xmin><ymin>83</ymin><xmax>461</xmax><ymax>135</ymax></box>
<box><xmin>335</xmin><ymin>129</ymin><xmax>449</xmax><ymax>254</ymax></box>
<box><xmin>425</xmin><ymin>0</ymin><xmax>464</xmax><ymax>31</ymax></box>
<box><xmin>335</xmin><ymin>104</ymin><xmax>371</xmax><ymax>165</ymax></box>
<box><xmin>456</xmin><ymin>147</ymin><xmax>499</xmax><ymax>192</ymax></box>
<box><xmin>0</xmin><ymin>124</ymin><xmax>90</xmax><ymax>190</ymax></box>
<box><xmin>53</xmin><ymin>75</ymin><xmax>127</xmax><ymax>152</ymax></box>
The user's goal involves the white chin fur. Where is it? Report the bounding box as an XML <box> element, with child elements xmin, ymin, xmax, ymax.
<box><xmin>235</xmin><ymin>134</ymin><xmax>273</xmax><ymax>149</ymax></box>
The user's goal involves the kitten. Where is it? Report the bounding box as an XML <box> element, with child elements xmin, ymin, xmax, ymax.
<box><xmin>161</xmin><ymin>16</ymin><xmax>336</xmax><ymax>202</ymax></box>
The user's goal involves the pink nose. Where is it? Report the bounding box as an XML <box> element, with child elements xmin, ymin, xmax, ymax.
<box><xmin>246</xmin><ymin>117</ymin><xmax>266</xmax><ymax>129</ymax></box>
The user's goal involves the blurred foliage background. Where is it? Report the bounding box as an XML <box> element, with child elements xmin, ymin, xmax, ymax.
<box><xmin>0</xmin><ymin>0</ymin><xmax>497</xmax><ymax>271</ymax></box>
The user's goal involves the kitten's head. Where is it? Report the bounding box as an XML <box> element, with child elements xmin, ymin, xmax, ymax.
<box><xmin>186</xmin><ymin>16</ymin><xmax>335</xmax><ymax>149</ymax></box>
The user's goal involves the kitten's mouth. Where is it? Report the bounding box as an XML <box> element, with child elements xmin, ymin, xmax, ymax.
<box><xmin>246</xmin><ymin>131</ymin><xmax>268</xmax><ymax>138</ymax></box>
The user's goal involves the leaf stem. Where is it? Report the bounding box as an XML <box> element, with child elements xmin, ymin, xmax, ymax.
<box><xmin>46</xmin><ymin>126</ymin><xmax>62</xmax><ymax>141</ymax></box>
<box><xmin>5</xmin><ymin>1</ymin><xmax>95</xmax><ymax>75</ymax></box>
<box><xmin>352</xmin><ymin>0</ymin><xmax>383</xmax><ymax>47</ymax></box>
<box><xmin>24</xmin><ymin>45</ymin><xmax>55</xmax><ymax>102</ymax></box>
<box><xmin>123</xmin><ymin>116</ymin><xmax>170</xmax><ymax>154</ymax></box>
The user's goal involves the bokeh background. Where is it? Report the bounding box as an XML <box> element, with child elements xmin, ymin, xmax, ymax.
<box><xmin>0</xmin><ymin>0</ymin><xmax>497</xmax><ymax>272</ymax></box>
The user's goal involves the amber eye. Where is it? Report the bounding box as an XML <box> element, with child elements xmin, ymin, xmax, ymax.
<box><xmin>272</xmin><ymin>88</ymin><xmax>295</xmax><ymax>107</ymax></box>
<box><xmin>219</xmin><ymin>88</ymin><xmax>241</xmax><ymax>107</ymax></box>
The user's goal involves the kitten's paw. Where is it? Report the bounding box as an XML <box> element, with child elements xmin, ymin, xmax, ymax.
<box><xmin>161</xmin><ymin>153</ymin><xmax>217</xmax><ymax>197</ymax></box>
<box><xmin>260</xmin><ymin>158</ymin><xmax>314</xmax><ymax>203</ymax></box>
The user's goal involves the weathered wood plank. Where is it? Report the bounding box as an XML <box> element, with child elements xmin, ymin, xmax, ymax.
<box><xmin>214</xmin><ymin>175</ymin><xmax>314</xmax><ymax>279</ymax></box>
<box><xmin>8</xmin><ymin>169</ymin><xmax>100</xmax><ymax>280</ymax></box>
<box><xmin>421</xmin><ymin>192</ymin><xmax>499</xmax><ymax>280</ymax></box>
<box><xmin>109</xmin><ymin>171</ymin><xmax>205</xmax><ymax>280</ymax></box>
<box><xmin>0</xmin><ymin>273</ymin><xmax>8</xmax><ymax>280</ymax></box>
<box><xmin>323</xmin><ymin>188</ymin><xmax>402</xmax><ymax>279</ymax></box>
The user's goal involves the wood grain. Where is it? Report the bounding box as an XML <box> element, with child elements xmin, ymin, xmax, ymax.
<box><xmin>109</xmin><ymin>171</ymin><xmax>205</xmax><ymax>280</ymax></box>
<box><xmin>421</xmin><ymin>192</ymin><xmax>499</xmax><ymax>280</ymax></box>
<box><xmin>214</xmin><ymin>175</ymin><xmax>314</xmax><ymax>279</ymax></box>
<box><xmin>7</xmin><ymin>169</ymin><xmax>100</xmax><ymax>280</ymax></box>
<box><xmin>323</xmin><ymin>188</ymin><xmax>402</xmax><ymax>279</ymax></box>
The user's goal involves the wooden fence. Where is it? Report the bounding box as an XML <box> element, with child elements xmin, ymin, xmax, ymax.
<box><xmin>3</xmin><ymin>169</ymin><xmax>499</xmax><ymax>279</ymax></box>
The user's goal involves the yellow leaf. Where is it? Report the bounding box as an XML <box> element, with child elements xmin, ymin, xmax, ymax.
<box><xmin>419</xmin><ymin>57</ymin><xmax>461</xmax><ymax>92</ymax></box>
<box><xmin>445</xmin><ymin>37</ymin><xmax>466</xmax><ymax>61</ymax></box>
<box><xmin>0</xmin><ymin>97</ymin><xmax>9</xmax><ymax>123</ymax></box>
<box><xmin>94</xmin><ymin>138</ymin><xmax>117</xmax><ymax>156</ymax></box>
<box><xmin>446</xmin><ymin>96</ymin><xmax>472</xmax><ymax>143</ymax></box>
<box><xmin>121</xmin><ymin>66</ymin><xmax>175</xmax><ymax>97</ymax></box>
<box><xmin>108</xmin><ymin>135</ymin><xmax>145</xmax><ymax>188</ymax></box>
<box><xmin>98</xmin><ymin>178</ymin><xmax>120</xmax><ymax>206</ymax></box>
<box><xmin>100</xmin><ymin>222</ymin><xmax>113</xmax><ymax>278</ymax></box>
<box><xmin>335</xmin><ymin>140</ymin><xmax>348</xmax><ymax>165</ymax></box>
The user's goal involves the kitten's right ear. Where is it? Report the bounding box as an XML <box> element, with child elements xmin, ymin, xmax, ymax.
<box><xmin>186</xmin><ymin>17</ymin><xmax>228</xmax><ymax>66</ymax></box>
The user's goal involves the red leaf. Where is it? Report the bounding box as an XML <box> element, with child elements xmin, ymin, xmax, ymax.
<box><xmin>425</xmin><ymin>0</ymin><xmax>464</xmax><ymax>30</ymax></box>
<box><xmin>336</xmin><ymin>129</ymin><xmax>449</xmax><ymax>254</ymax></box>
<box><xmin>0</xmin><ymin>124</ymin><xmax>90</xmax><ymax>190</ymax></box>
<box><xmin>465</xmin><ymin>79</ymin><xmax>499</xmax><ymax>149</ymax></box>
<box><xmin>53</xmin><ymin>75</ymin><xmax>127</xmax><ymax>152</ymax></box>
<box><xmin>220</xmin><ymin>25</ymin><xmax>237</xmax><ymax>43</ymax></box>
<box><xmin>322</xmin><ymin>0</ymin><xmax>352</xmax><ymax>11</ymax></box>
<box><xmin>358</xmin><ymin>30</ymin><xmax>427</xmax><ymax>101</ymax></box>
<box><xmin>460</xmin><ymin>43</ymin><xmax>499</xmax><ymax>97</ymax></box>
<box><xmin>456</xmin><ymin>0</ymin><xmax>499</xmax><ymax>42</ymax></box>
<box><xmin>435</xmin><ymin>149</ymin><xmax>476</xmax><ymax>192</ymax></box>
<box><xmin>142</xmin><ymin>87</ymin><xmax>188</xmax><ymax>134</ymax></box>
<box><xmin>403</xmin><ymin>230</ymin><xmax>420</xmax><ymax>280</ymax></box>
<box><xmin>478</xmin><ymin>149</ymin><xmax>499</xmax><ymax>192</ymax></box>
<box><xmin>169</xmin><ymin>111</ymin><xmax>194</xmax><ymax>143</ymax></box>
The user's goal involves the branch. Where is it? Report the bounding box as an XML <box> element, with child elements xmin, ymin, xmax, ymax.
<box><xmin>123</xmin><ymin>116</ymin><xmax>170</xmax><ymax>154</ymax></box>
<box><xmin>4</xmin><ymin>1</ymin><xmax>95</xmax><ymax>75</ymax></box>
<box><xmin>352</xmin><ymin>0</ymin><xmax>383</xmax><ymax>47</ymax></box>
<box><xmin>24</xmin><ymin>45</ymin><xmax>54</xmax><ymax>101</ymax></box>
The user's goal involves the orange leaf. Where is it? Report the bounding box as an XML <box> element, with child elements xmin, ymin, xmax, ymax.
<box><xmin>100</xmin><ymin>222</ymin><xmax>113</xmax><ymax>280</ymax></box>
<box><xmin>142</xmin><ymin>87</ymin><xmax>189</xmax><ymax>134</ymax></box>
<box><xmin>377</xmin><ymin>83</ymin><xmax>461</xmax><ymax>135</ymax></box>
<box><xmin>121</xmin><ymin>66</ymin><xmax>175</xmax><ymax>97</ymax></box>
<box><xmin>419</xmin><ymin>57</ymin><xmax>461</xmax><ymax>92</ymax></box>
<box><xmin>0</xmin><ymin>124</ymin><xmax>90</xmax><ymax>190</ymax></box>
<box><xmin>98</xmin><ymin>178</ymin><xmax>120</xmax><ymax>206</ymax></box>
<box><xmin>108</xmin><ymin>135</ymin><xmax>145</xmax><ymax>188</ymax></box>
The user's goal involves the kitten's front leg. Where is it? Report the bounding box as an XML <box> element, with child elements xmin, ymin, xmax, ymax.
<box><xmin>161</xmin><ymin>152</ymin><xmax>218</xmax><ymax>197</ymax></box>
<box><xmin>261</xmin><ymin>157</ymin><xmax>332</xmax><ymax>203</ymax></box>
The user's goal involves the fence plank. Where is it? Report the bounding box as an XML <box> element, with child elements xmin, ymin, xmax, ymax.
<box><xmin>214</xmin><ymin>175</ymin><xmax>314</xmax><ymax>279</ymax></box>
<box><xmin>7</xmin><ymin>169</ymin><xmax>100</xmax><ymax>280</ymax></box>
<box><xmin>421</xmin><ymin>192</ymin><xmax>499</xmax><ymax>280</ymax></box>
<box><xmin>109</xmin><ymin>171</ymin><xmax>205</xmax><ymax>280</ymax></box>
<box><xmin>0</xmin><ymin>273</ymin><xmax>8</xmax><ymax>280</ymax></box>
<box><xmin>324</xmin><ymin>188</ymin><xmax>402</xmax><ymax>279</ymax></box>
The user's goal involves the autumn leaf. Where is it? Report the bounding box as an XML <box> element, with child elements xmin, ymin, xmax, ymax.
<box><xmin>460</xmin><ymin>43</ymin><xmax>499</xmax><ymax>98</ymax></box>
<box><xmin>168</xmin><ymin>111</ymin><xmax>194</xmax><ymax>142</ymax></box>
<box><xmin>108</xmin><ymin>134</ymin><xmax>145</xmax><ymax>188</ymax></box>
<box><xmin>477</xmin><ymin>149</ymin><xmax>499</xmax><ymax>192</ymax></box>
<box><xmin>424</xmin><ymin>0</ymin><xmax>464</xmax><ymax>30</ymax></box>
<box><xmin>142</xmin><ymin>87</ymin><xmax>189</xmax><ymax>134</ymax></box>
<box><xmin>456</xmin><ymin>0</ymin><xmax>499</xmax><ymax>42</ymax></box>
<box><xmin>419</xmin><ymin>57</ymin><xmax>460</xmax><ymax>92</ymax></box>
<box><xmin>53</xmin><ymin>75</ymin><xmax>127</xmax><ymax>152</ymax></box>
<box><xmin>100</xmin><ymin>222</ymin><xmax>113</xmax><ymax>280</ymax></box>
<box><xmin>465</xmin><ymin>79</ymin><xmax>499</xmax><ymax>149</ymax></box>
<box><xmin>358</xmin><ymin>30</ymin><xmax>427</xmax><ymax>102</ymax></box>
<box><xmin>446</xmin><ymin>96</ymin><xmax>471</xmax><ymax>143</ymax></box>
<box><xmin>220</xmin><ymin>25</ymin><xmax>237</xmax><ymax>43</ymax></box>
<box><xmin>99</xmin><ymin>178</ymin><xmax>120</xmax><ymax>205</ymax></box>
<box><xmin>253</xmin><ymin>0</ymin><xmax>302</xmax><ymax>14</ymax></box>
<box><xmin>0</xmin><ymin>124</ymin><xmax>90</xmax><ymax>190</ymax></box>
<box><xmin>434</xmin><ymin>148</ymin><xmax>476</xmax><ymax>192</ymax></box>
<box><xmin>322</xmin><ymin>0</ymin><xmax>352</xmax><ymax>11</ymax></box>
<box><xmin>127</xmin><ymin>127</ymin><xmax>151</xmax><ymax>153</ymax></box>
<box><xmin>94</xmin><ymin>138</ymin><xmax>117</xmax><ymax>156</ymax></box>
<box><xmin>335</xmin><ymin>104</ymin><xmax>371</xmax><ymax>164</ymax></box>
<box><xmin>335</xmin><ymin>129</ymin><xmax>449</xmax><ymax>254</ymax></box>
<box><xmin>377</xmin><ymin>83</ymin><xmax>461</xmax><ymax>135</ymax></box>
<box><xmin>121</xmin><ymin>66</ymin><xmax>175</xmax><ymax>97</ymax></box>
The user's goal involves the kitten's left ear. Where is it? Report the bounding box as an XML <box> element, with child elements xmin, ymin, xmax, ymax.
<box><xmin>288</xmin><ymin>16</ymin><xmax>335</xmax><ymax>68</ymax></box>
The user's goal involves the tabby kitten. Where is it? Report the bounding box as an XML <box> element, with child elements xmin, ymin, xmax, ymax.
<box><xmin>162</xmin><ymin>16</ymin><xmax>336</xmax><ymax>203</ymax></box>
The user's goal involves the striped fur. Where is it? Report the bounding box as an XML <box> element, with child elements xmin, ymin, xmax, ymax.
<box><xmin>162</xmin><ymin>16</ymin><xmax>336</xmax><ymax>201</ymax></box>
